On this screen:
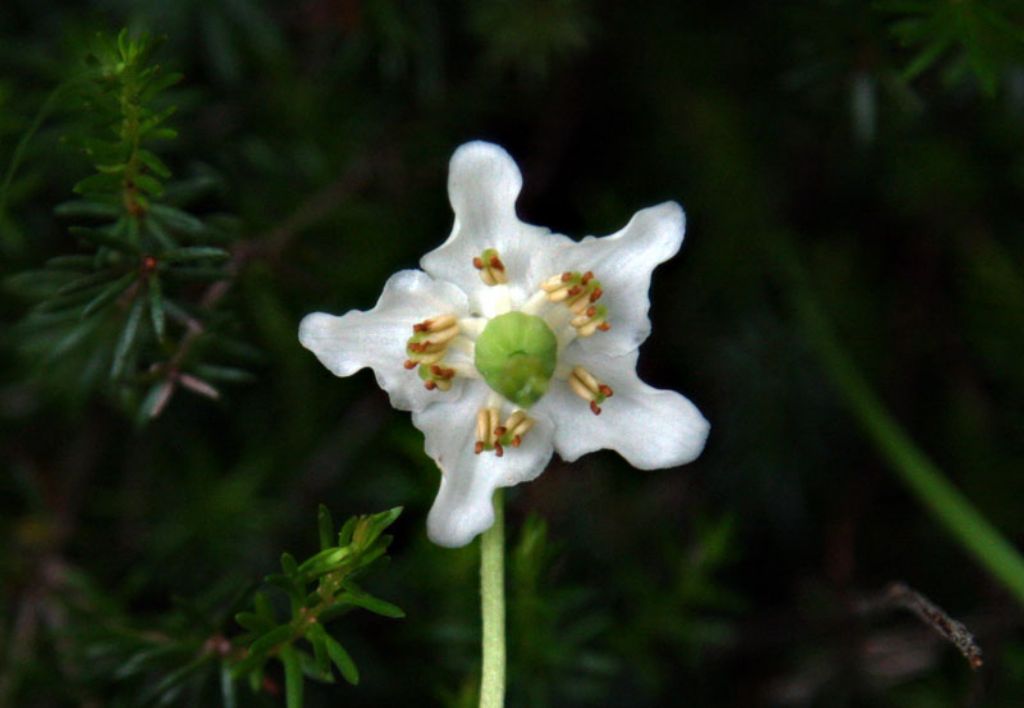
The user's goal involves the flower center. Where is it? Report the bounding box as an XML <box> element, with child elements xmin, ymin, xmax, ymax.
<box><xmin>473</xmin><ymin>311</ymin><xmax>557</xmax><ymax>408</ymax></box>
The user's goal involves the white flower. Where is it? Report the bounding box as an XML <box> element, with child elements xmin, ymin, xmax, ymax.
<box><xmin>299</xmin><ymin>141</ymin><xmax>709</xmax><ymax>548</ymax></box>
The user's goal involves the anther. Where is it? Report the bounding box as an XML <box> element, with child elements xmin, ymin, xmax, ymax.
<box><xmin>474</xmin><ymin>249</ymin><xmax>508</xmax><ymax>285</ymax></box>
<box><xmin>541</xmin><ymin>271</ymin><xmax>608</xmax><ymax>335</ymax></box>
<box><xmin>406</xmin><ymin>315</ymin><xmax>461</xmax><ymax>376</ymax></box>
<box><xmin>569</xmin><ymin>366</ymin><xmax>612</xmax><ymax>415</ymax></box>
<box><xmin>491</xmin><ymin>410</ymin><xmax>536</xmax><ymax>449</ymax></box>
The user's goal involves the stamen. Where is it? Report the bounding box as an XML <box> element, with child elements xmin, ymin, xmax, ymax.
<box><xmin>497</xmin><ymin>410</ymin><xmax>535</xmax><ymax>448</ymax></box>
<box><xmin>405</xmin><ymin>314</ymin><xmax>461</xmax><ymax>389</ymax></box>
<box><xmin>473</xmin><ymin>248</ymin><xmax>508</xmax><ymax>285</ymax></box>
<box><xmin>568</xmin><ymin>366</ymin><xmax>613</xmax><ymax>415</ymax></box>
<box><xmin>475</xmin><ymin>407</ymin><xmax>504</xmax><ymax>454</ymax></box>
<box><xmin>541</xmin><ymin>270</ymin><xmax>610</xmax><ymax>336</ymax></box>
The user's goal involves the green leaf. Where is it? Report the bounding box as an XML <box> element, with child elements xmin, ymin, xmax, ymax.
<box><xmin>140</xmin><ymin>71</ymin><xmax>184</xmax><ymax>101</ymax></box>
<box><xmin>56</xmin><ymin>270</ymin><xmax>116</xmax><ymax>296</ymax></box>
<box><xmin>82</xmin><ymin>272</ymin><xmax>135</xmax><ymax>318</ymax></box>
<box><xmin>361</xmin><ymin>507</ymin><xmax>403</xmax><ymax>545</ymax></box>
<box><xmin>45</xmin><ymin>255</ymin><xmax>97</xmax><ymax>269</ymax></box>
<box><xmin>193</xmin><ymin>364</ymin><xmax>255</xmax><ymax>383</ymax></box>
<box><xmin>147</xmin><ymin>276</ymin><xmax>165</xmax><ymax>341</ymax></box>
<box><xmin>166</xmin><ymin>267</ymin><xmax>227</xmax><ymax>282</ymax></box>
<box><xmin>308</xmin><ymin>628</ymin><xmax>331</xmax><ymax>678</ymax></box>
<box><xmin>322</xmin><ymin>632</ymin><xmax>359</xmax><ymax>685</ymax></box>
<box><xmin>138</xmin><ymin>149</ymin><xmax>172</xmax><ymax>178</ymax></box>
<box><xmin>150</xmin><ymin>127</ymin><xmax>179</xmax><ymax>140</ymax></box>
<box><xmin>281</xmin><ymin>552</ymin><xmax>299</xmax><ymax>577</ymax></box>
<box><xmin>140</xmin><ymin>105</ymin><xmax>177</xmax><ymax>135</ymax></box>
<box><xmin>70</xmin><ymin>225</ymin><xmax>139</xmax><ymax>253</ymax></box>
<box><xmin>150</xmin><ymin>204</ymin><xmax>206</xmax><ymax>234</ymax></box>
<box><xmin>338</xmin><ymin>590</ymin><xmax>405</xmax><ymax>619</ymax></box>
<box><xmin>235</xmin><ymin>611</ymin><xmax>269</xmax><ymax>633</ymax></box>
<box><xmin>137</xmin><ymin>381</ymin><xmax>173</xmax><ymax>423</ymax></box>
<box><xmin>280</xmin><ymin>646</ymin><xmax>304</xmax><ymax>708</ymax></box>
<box><xmin>73</xmin><ymin>171</ymin><xmax>122</xmax><ymax>195</ymax></box>
<box><xmin>253</xmin><ymin>592</ymin><xmax>275</xmax><ymax>622</ymax></box>
<box><xmin>133</xmin><ymin>172</ymin><xmax>164</xmax><ymax>197</ymax></box>
<box><xmin>161</xmin><ymin>246</ymin><xmax>230</xmax><ymax>262</ymax></box>
<box><xmin>54</xmin><ymin>199</ymin><xmax>120</xmax><ymax>219</ymax></box>
<box><xmin>337</xmin><ymin>517</ymin><xmax>357</xmax><ymax>547</ymax></box>
<box><xmin>145</xmin><ymin>213</ymin><xmax>178</xmax><ymax>250</ymax></box>
<box><xmin>317</xmin><ymin>505</ymin><xmax>334</xmax><ymax>551</ymax></box>
<box><xmin>295</xmin><ymin>546</ymin><xmax>352</xmax><ymax>579</ymax></box>
<box><xmin>110</xmin><ymin>295</ymin><xmax>145</xmax><ymax>379</ymax></box>
<box><xmin>245</xmin><ymin>624</ymin><xmax>293</xmax><ymax>661</ymax></box>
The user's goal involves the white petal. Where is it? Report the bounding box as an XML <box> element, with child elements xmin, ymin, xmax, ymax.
<box><xmin>413</xmin><ymin>382</ymin><xmax>555</xmax><ymax>547</ymax></box>
<box><xmin>535</xmin><ymin>346</ymin><xmax>708</xmax><ymax>469</ymax></box>
<box><xmin>554</xmin><ymin>201</ymin><xmax>685</xmax><ymax>356</ymax></box>
<box><xmin>298</xmin><ymin>270</ymin><xmax>469</xmax><ymax>413</ymax></box>
<box><xmin>421</xmin><ymin>141</ymin><xmax>572</xmax><ymax>312</ymax></box>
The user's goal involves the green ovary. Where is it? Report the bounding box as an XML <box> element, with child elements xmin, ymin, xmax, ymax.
<box><xmin>474</xmin><ymin>312</ymin><xmax>557</xmax><ymax>408</ymax></box>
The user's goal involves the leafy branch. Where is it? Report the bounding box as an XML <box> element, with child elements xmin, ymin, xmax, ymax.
<box><xmin>8</xmin><ymin>29</ymin><xmax>250</xmax><ymax>419</ymax></box>
<box><xmin>230</xmin><ymin>505</ymin><xmax>405</xmax><ymax>706</ymax></box>
<box><xmin>878</xmin><ymin>0</ymin><xmax>1024</xmax><ymax>94</ymax></box>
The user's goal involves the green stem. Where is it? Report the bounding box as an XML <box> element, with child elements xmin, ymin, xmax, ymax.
<box><xmin>775</xmin><ymin>235</ymin><xmax>1024</xmax><ymax>605</ymax></box>
<box><xmin>479</xmin><ymin>489</ymin><xmax>506</xmax><ymax>708</ymax></box>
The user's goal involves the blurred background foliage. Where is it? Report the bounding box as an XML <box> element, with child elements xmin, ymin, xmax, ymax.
<box><xmin>2</xmin><ymin>0</ymin><xmax>1024</xmax><ymax>706</ymax></box>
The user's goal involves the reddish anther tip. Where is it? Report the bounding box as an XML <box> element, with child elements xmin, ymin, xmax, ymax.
<box><xmin>589</xmin><ymin>287</ymin><xmax>602</xmax><ymax>302</ymax></box>
<box><xmin>511</xmin><ymin>436</ymin><xmax>522</xmax><ymax>448</ymax></box>
<box><xmin>494</xmin><ymin>442</ymin><xmax>504</xmax><ymax>457</ymax></box>
<box><xmin>489</xmin><ymin>256</ymin><xmax>505</xmax><ymax>271</ymax></box>
<box><xmin>414</xmin><ymin>322</ymin><xmax>429</xmax><ymax>332</ymax></box>
<box><xmin>493</xmin><ymin>426</ymin><xmax>507</xmax><ymax>436</ymax></box>
<box><xmin>597</xmin><ymin>322</ymin><xmax>611</xmax><ymax>331</ymax></box>
<box><xmin>581</xmin><ymin>271</ymin><xmax>594</xmax><ymax>284</ymax></box>
<box><xmin>586</xmin><ymin>306</ymin><xmax>597</xmax><ymax>317</ymax></box>
<box><xmin>589</xmin><ymin>401</ymin><xmax>602</xmax><ymax>415</ymax></box>
<box><xmin>561</xmin><ymin>272</ymin><xmax>573</xmax><ymax>282</ymax></box>
<box><xmin>475</xmin><ymin>441</ymin><xmax>484</xmax><ymax>454</ymax></box>
<box><xmin>567</xmin><ymin>285</ymin><xmax>582</xmax><ymax>297</ymax></box>
<box><xmin>598</xmin><ymin>384</ymin><xmax>614</xmax><ymax>397</ymax></box>
<box><xmin>430</xmin><ymin>365</ymin><xmax>443</xmax><ymax>375</ymax></box>
<box><xmin>404</xmin><ymin>360</ymin><xmax>417</xmax><ymax>370</ymax></box>
<box><xmin>473</xmin><ymin>257</ymin><xmax>484</xmax><ymax>269</ymax></box>
<box><xmin>424</xmin><ymin>380</ymin><xmax>437</xmax><ymax>390</ymax></box>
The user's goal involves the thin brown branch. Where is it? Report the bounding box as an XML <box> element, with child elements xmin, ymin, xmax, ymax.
<box><xmin>149</xmin><ymin>155</ymin><xmax>375</xmax><ymax>416</ymax></box>
<box><xmin>861</xmin><ymin>581</ymin><xmax>983</xmax><ymax>670</ymax></box>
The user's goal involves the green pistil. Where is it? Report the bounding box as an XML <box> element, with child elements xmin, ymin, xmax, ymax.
<box><xmin>474</xmin><ymin>312</ymin><xmax>557</xmax><ymax>408</ymax></box>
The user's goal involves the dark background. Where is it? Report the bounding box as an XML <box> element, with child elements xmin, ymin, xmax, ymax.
<box><xmin>2</xmin><ymin>1</ymin><xmax>1024</xmax><ymax>706</ymax></box>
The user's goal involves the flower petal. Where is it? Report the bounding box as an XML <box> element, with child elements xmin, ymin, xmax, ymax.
<box><xmin>536</xmin><ymin>346</ymin><xmax>708</xmax><ymax>469</ymax></box>
<box><xmin>421</xmin><ymin>141</ymin><xmax>571</xmax><ymax>311</ymax></box>
<box><xmin>413</xmin><ymin>382</ymin><xmax>555</xmax><ymax>547</ymax></box>
<box><xmin>298</xmin><ymin>270</ymin><xmax>469</xmax><ymax>413</ymax></box>
<box><xmin>554</xmin><ymin>201</ymin><xmax>685</xmax><ymax>356</ymax></box>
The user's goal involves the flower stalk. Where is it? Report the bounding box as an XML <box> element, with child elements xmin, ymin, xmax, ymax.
<box><xmin>479</xmin><ymin>489</ymin><xmax>506</xmax><ymax>708</ymax></box>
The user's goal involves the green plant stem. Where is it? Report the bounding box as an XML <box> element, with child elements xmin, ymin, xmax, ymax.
<box><xmin>775</xmin><ymin>234</ymin><xmax>1024</xmax><ymax>605</ymax></box>
<box><xmin>479</xmin><ymin>489</ymin><xmax>506</xmax><ymax>708</ymax></box>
